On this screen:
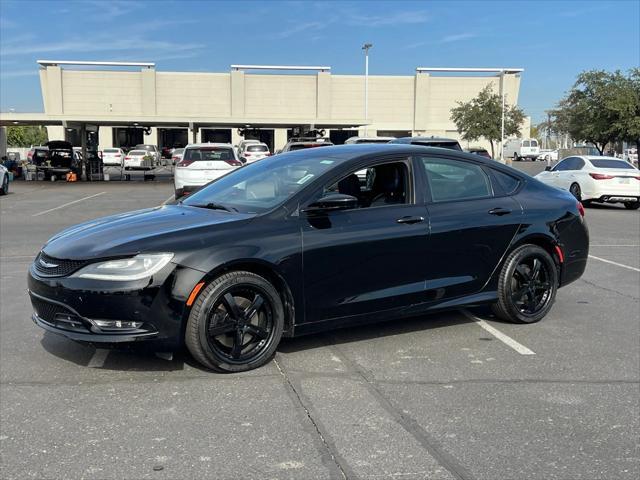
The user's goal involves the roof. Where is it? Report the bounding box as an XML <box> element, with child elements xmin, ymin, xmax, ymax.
<box><xmin>391</xmin><ymin>136</ymin><xmax>459</xmax><ymax>144</ymax></box>
<box><xmin>185</xmin><ymin>143</ymin><xmax>234</xmax><ymax>148</ymax></box>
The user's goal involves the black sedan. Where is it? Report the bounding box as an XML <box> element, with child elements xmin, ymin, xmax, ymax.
<box><xmin>28</xmin><ymin>145</ymin><xmax>589</xmax><ymax>372</ymax></box>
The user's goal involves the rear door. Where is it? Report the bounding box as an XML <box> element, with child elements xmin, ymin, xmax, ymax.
<box><xmin>415</xmin><ymin>155</ymin><xmax>522</xmax><ymax>299</ymax></box>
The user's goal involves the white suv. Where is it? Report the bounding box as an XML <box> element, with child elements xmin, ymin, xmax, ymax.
<box><xmin>174</xmin><ymin>143</ymin><xmax>243</xmax><ymax>199</ymax></box>
<box><xmin>239</xmin><ymin>142</ymin><xmax>270</xmax><ymax>164</ymax></box>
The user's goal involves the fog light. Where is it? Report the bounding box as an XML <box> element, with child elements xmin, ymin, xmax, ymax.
<box><xmin>94</xmin><ymin>319</ymin><xmax>143</xmax><ymax>329</ymax></box>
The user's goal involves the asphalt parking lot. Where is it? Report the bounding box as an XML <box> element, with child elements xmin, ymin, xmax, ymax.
<box><xmin>1</xmin><ymin>177</ymin><xmax>638</xmax><ymax>480</ymax></box>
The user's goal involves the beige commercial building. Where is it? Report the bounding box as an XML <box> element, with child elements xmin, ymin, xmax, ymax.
<box><xmin>2</xmin><ymin>61</ymin><xmax>529</xmax><ymax>155</ymax></box>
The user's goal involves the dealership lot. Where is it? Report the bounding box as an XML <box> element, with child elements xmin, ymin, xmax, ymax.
<box><xmin>0</xmin><ymin>180</ymin><xmax>638</xmax><ymax>479</ymax></box>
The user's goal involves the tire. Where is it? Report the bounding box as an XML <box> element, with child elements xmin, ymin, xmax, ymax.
<box><xmin>569</xmin><ymin>183</ymin><xmax>582</xmax><ymax>201</ymax></box>
<box><xmin>491</xmin><ymin>244</ymin><xmax>558</xmax><ymax>324</ymax></box>
<box><xmin>0</xmin><ymin>174</ymin><xmax>8</xmax><ymax>195</ymax></box>
<box><xmin>174</xmin><ymin>188</ymin><xmax>183</xmax><ymax>200</ymax></box>
<box><xmin>624</xmin><ymin>201</ymin><xmax>640</xmax><ymax>210</ymax></box>
<box><xmin>185</xmin><ymin>271</ymin><xmax>285</xmax><ymax>372</ymax></box>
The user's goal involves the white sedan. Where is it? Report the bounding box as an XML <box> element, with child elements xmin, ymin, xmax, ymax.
<box><xmin>537</xmin><ymin>149</ymin><xmax>558</xmax><ymax>162</ymax></box>
<box><xmin>174</xmin><ymin>143</ymin><xmax>242</xmax><ymax>198</ymax></box>
<box><xmin>535</xmin><ymin>156</ymin><xmax>640</xmax><ymax>209</ymax></box>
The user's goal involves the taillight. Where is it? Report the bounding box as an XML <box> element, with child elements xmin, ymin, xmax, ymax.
<box><xmin>589</xmin><ymin>173</ymin><xmax>614</xmax><ymax>180</ymax></box>
<box><xmin>225</xmin><ymin>159</ymin><xmax>243</xmax><ymax>166</ymax></box>
<box><xmin>115</xmin><ymin>154</ymin><xmax>121</xmax><ymax>157</ymax></box>
<box><xmin>177</xmin><ymin>159</ymin><xmax>195</xmax><ymax>167</ymax></box>
<box><xmin>124</xmin><ymin>156</ymin><xmax>130</xmax><ymax>161</ymax></box>
<box><xmin>634</xmin><ymin>176</ymin><xmax>640</xmax><ymax>181</ymax></box>
<box><xmin>172</xmin><ymin>156</ymin><xmax>179</xmax><ymax>161</ymax></box>
<box><xmin>577</xmin><ymin>201</ymin><xmax>585</xmax><ymax>218</ymax></box>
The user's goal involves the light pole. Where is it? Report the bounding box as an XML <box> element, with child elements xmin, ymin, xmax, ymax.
<box><xmin>500</xmin><ymin>69</ymin><xmax>505</xmax><ymax>163</ymax></box>
<box><xmin>362</xmin><ymin>43</ymin><xmax>372</xmax><ymax>136</ymax></box>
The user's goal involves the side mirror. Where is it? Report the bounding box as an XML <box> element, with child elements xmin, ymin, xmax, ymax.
<box><xmin>545</xmin><ymin>166</ymin><xmax>552</xmax><ymax>171</ymax></box>
<box><xmin>301</xmin><ymin>194</ymin><xmax>358</xmax><ymax>214</ymax></box>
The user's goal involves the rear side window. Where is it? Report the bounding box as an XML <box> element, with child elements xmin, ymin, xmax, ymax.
<box><xmin>414</xmin><ymin>141</ymin><xmax>462</xmax><ymax>151</ymax></box>
<box><xmin>522</xmin><ymin>140</ymin><xmax>530</xmax><ymax>147</ymax></box>
<box><xmin>420</xmin><ymin>157</ymin><xmax>492</xmax><ymax>202</ymax></box>
<box><xmin>184</xmin><ymin>148</ymin><xmax>235</xmax><ymax>161</ymax></box>
<box><xmin>247</xmin><ymin>145</ymin><xmax>268</xmax><ymax>152</ymax></box>
<box><xmin>530</xmin><ymin>140</ymin><xmax>538</xmax><ymax>147</ymax></box>
<box><xmin>491</xmin><ymin>170</ymin><xmax>521</xmax><ymax>195</ymax></box>
<box><xmin>289</xmin><ymin>143</ymin><xmax>331</xmax><ymax>151</ymax></box>
<box><xmin>590</xmin><ymin>159</ymin><xmax>635</xmax><ymax>169</ymax></box>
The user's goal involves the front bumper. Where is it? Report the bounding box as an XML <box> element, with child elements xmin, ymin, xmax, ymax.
<box><xmin>28</xmin><ymin>263</ymin><xmax>205</xmax><ymax>350</ymax></box>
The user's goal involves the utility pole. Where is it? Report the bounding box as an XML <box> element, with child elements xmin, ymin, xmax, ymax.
<box><xmin>362</xmin><ymin>43</ymin><xmax>372</xmax><ymax>136</ymax></box>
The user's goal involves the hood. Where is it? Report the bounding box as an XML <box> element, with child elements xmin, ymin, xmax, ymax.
<box><xmin>43</xmin><ymin>205</ymin><xmax>255</xmax><ymax>260</ymax></box>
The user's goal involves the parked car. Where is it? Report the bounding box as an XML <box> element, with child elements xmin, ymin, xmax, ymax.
<box><xmin>28</xmin><ymin>145</ymin><xmax>588</xmax><ymax>372</ymax></box>
<box><xmin>171</xmin><ymin>148</ymin><xmax>185</xmax><ymax>165</ymax></box>
<box><xmin>162</xmin><ymin>144</ymin><xmax>184</xmax><ymax>159</ymax></box>
<box><xmin>30</xmin><ymin>141</ymin><xmax>80</xmax><ymax>180</ymax></box>
<box><xmin>123</xmin><ymin>150</ymin><xmax>154</xmax><ymax>170</ymax></box>
<box><xmin>133</xmin><ymin>144</ymin><xmax>160</xmax><ymax>165</ymax></box>
<box><xmin>236</xmin><ymin>139</ymin><xmax>260</xmax><ymax>154</ymax></box>
<box><xmin>537</xmin><ymin>149</ymin><xmax>559</xmax><ymax>162</ymax></box>
<box><xmin>174</xmin><ymin>143</ymin><xmax>242</xmax><ymax>198</ymax></box>
<box><xmin>466</xmin><ymin>147</ymin><xmax>492</xmax><ymax>159</ymax></box>
<box><xmin>535</xmin><ymin>156</ymin><xmax>640</xmax><ymax>209</ymax></box>
<box><xmin>0</xmin><ymin>163</ymin><xmax>9</xmax><ymax>195</ymax></box>
<box><xmin>102</xmin><ymin>148</ymin><xmax>125</xmax><ymax>167</ymax></box>
<box><xmin>344</xmin><ymin>136</ymin><xmax>396</xmax><ymax>144</ymax></box>
<box><xmin>239</xmin><ymin>142</ymin><xmax>270</xmax><ymax>164</ymax></box>
<box><xmin>280</xmin><ymin>137</ymin><xmax>333</xmax><ymax>153</ymax></box>
<box><xmin>389</xmin><ymin>136</ymin><xmax>462</xmax><ymax>151</ymax></box>
<box><xmin>503</xmin><ymin>138</ymin><xmax>541</xmax><ymax>161</ymax></box>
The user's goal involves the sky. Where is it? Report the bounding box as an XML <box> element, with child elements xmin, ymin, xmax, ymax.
<box><xmin>0</xmin><ymin>0</ymin><xmax>638</xmax><ymax>122</ymax></box>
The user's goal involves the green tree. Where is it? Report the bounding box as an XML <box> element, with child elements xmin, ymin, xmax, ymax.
<box><xmin>552</xmin><ymin>69</ymin><xmax>639</xmax><ymax>154</ymax></box>
<box><xmin>6</xmin><ymin>125</ymin><xmax>48</xmax><ymax>147</ymax></box>
<box><xmin>450</xmin><ymin>84</ymin><xmax>525</xmax><ymax>158</ymax></box>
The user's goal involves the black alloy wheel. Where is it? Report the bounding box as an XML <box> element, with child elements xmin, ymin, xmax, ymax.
<box><xmin>185</xmin><ymin>271</ymin><xmax>284</xmax><ymax>372</ymax></box>
<box><xmin>0</xmin><ymin>175</ymin><xmax>8</xmax><ymax>195</ymax></box>
<box><xmin>569</xmin><ymin>183</ymin><xmax>582</xmax><ymax>201</ymax></box>
<box><xmin>492</xmin><ymin>245</ymin><xmax>558</xmax><ymax>324</ymax></box>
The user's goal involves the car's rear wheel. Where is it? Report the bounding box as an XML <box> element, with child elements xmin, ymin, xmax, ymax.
<box><xmin>569</xmin><ymin>182</ymin><xmax>582</xmax><ymax>201</ymax></box>
<box><xmin>492</xmin><ymin>245</ymin><xmax>558</xmax><ymax>324</ymax></box>
<box><xmin>185</xmin><ymin>271</ymin><xmax>284</xmax><ymax>372</ymax></box>
<box><xmin>624</xmin><ymin>201</ymin><xmax>640</xmax><ymax>210</ymax></box>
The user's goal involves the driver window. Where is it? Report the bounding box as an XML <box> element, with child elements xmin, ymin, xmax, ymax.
<box><xmin>323</xmin><ymin>161</ymin><xmax>409</xmax><ymax>208</ymax></box>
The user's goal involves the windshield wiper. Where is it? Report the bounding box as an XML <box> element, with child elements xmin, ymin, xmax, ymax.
<box><xmin>190</xmin><ymin>202</ymin><xmax>237</xmax><ymax>212</ymax></box>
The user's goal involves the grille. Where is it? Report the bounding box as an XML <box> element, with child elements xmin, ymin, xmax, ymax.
<box><xmin>30</xmin><ymin>295</ymin><xmax>88</xmax><ymax>332</ymax></box>
<box><xmin>33</xmin><ymin>251</ymin><xmax>88</xmax><ymax>278</ymax></box>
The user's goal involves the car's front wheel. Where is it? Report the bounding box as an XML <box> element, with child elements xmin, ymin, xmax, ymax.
<box><xmin>492</xmin><ymin>245</ymin><xmax>558</xmax><ymax>324</ymax></box>
<box><xmin>569</xmin><ymin>183</ymin><xmax>582</xmax><ymax>201</ymax></box>
<box><xmin>185</xmin><ymin>271</ymin><xmax>285</xmax><ymax>372</ymax></box>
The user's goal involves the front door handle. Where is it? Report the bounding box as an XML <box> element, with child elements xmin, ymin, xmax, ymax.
<box><xmin>397</xmin><ymin>215</ymin><xmax>425</xmax><ymax>224</ymax></box>
<box><xmin>488</xmin><ymin>207</ymin><xmax>512</xmax><ymax>216</ymax></box>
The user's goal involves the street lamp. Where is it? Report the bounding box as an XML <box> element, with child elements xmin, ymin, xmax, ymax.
<box><xmin>362</xmin><ymin>43</ymin><xmax>372</xmax><ymax>135</ymax></box>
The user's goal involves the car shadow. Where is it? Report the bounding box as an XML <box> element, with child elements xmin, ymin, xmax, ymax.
<box><xmin>39</xmin><ymin>307</ymin><xmax>498</xmax><ymax>373</ymax></box>
<box><xmin>40</xmin><ymin>332</ymin><xmax>188</xmax><ymax>372</ymax></box>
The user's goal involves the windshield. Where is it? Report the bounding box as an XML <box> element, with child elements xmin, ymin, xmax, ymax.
<box><xmin>356</xmin><ymin>139</ymin><xmax>393</xmax><ymax>144</ymax></box>
<box><xmin>247</xmin><ymin>145</ymin><xmax>268</xmax><ymax>152</ymax></box>
<box><xmin>181</xmin><ymin>151</ymin><xmax>344</xmax><ymax>213</ymax></box>
<box><xmin>591</xmin><ymin>159</ymin><xmax>636</xmax><ymax>169</ymax></box>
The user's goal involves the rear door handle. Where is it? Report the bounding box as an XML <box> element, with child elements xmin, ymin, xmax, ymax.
<box><xmin>397</xmin><ymin>216</ymin><xmax>425</xmax><ymax>224</ymax></box>
<box><xmin>488</xmin><ymin>207</ymin><xmax>512</xmax><ymax>216</ymax></box>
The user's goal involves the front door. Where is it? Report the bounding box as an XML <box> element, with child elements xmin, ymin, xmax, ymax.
<box><xmin>301</xmin><ymin>158</ymin><xmax>430</xmax><ymax>322</ymax></box>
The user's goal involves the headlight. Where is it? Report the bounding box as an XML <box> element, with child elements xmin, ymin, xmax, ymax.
<box><xmin>71</xmin><ymin>253</ymin><xmax>174</xmax><ymax>281</ymax></box>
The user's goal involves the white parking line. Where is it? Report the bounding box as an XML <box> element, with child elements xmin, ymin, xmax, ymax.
<box><xmin>461</xmin><ymin>309</ymin><xmax>536</xmax><ymax>356</ymax></box>
<box><xmin>161</xmin><ymin>194</ymin><xmax>175</xmax><ymax>205</ymax></box>
<box><xmin>588</xmin><ymin>255</ymin><xmax>640</xmax><ymax>273</ymax></box>
<box><xmin>32</xmin><ymin>192</ymin><xmax>106</xmax><ymax>217</ymax></box>
<box><xmin>590</xmin><ymin>245</ymin><xmax>640</xmax><ymax>247</ymax></box>
<box><xmin>87</xmin><ymin>349</ymin><xmax>110</xmax><ymax>368</ymax></box>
